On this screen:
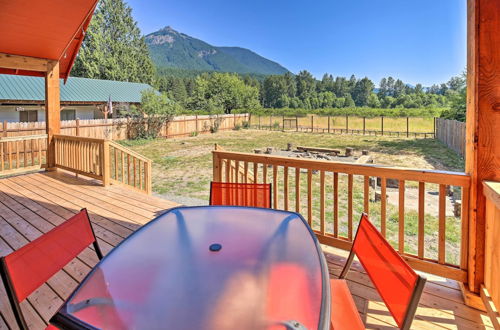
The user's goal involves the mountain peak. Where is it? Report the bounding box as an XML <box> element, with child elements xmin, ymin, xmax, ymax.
<box><xmin>146</xmin><ymin>27</ymin><xmax>289</xmax><ymax>76</ymax></box>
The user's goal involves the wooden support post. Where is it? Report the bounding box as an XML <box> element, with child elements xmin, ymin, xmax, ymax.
<box><xmin>381</xmin><ymin>116</ymin><xmax>384</xmax><ymax>135</ymax></box>
<box><xmin>465</xmin><ymin>0</ymin><xmax>500</xmax><ymax>294</ymax></box>
<box><xmin>45</xmin><ymin>61</ymin><xmax>60</xmax><ymax>169</ymax></box>
<box><xmin>406</xmin><ymin>117</ymin><xmax>409</xmax><ymax>137</ymax></box>
<box><xmin>363</xmin><ymin>117</ymin><xmax>366</xmax><ymax>135</ymax></box>
<box><xmin>296</xmin><ymin>116</ymin><xmax>299</xmax><ymax>132</ymax></box>
<box><xmin>75</xmin><ymin>118</ymin><xmax>80</xmax><ymax>136</ymax></box>
<box><xmin>346</xmin><ymin>115</ymin><xmax>349</xmax><ymax>133</ymax></box>
<box><xmin>102</xmin><ymin>140</ymin><xmax>110</xmax><ymax>187</ymax></box>
<box><xmin>311</xmin><ymin>115</ymin><xmax>314</xmax><ymax>132</ymax></box>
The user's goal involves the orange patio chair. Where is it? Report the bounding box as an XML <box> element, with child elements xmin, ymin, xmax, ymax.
<box><xmin>209</xmin><ymin>182</ymin><xmax>272</xmax><ymax>208</ymax></box>
<box><xmin>0</xmin><ymin>209</ymin><xmax>103</xmax><ymax>330</ymax></box>
<box><xmin>330</xmin><ymin>213</ymin><xmax>426</xmax><ymax>330</ymax></box>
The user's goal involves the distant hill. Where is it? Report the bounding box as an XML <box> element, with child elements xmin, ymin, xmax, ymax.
<box><xmin>145</xmin><ymin>26</ymin><xmax>289</xmax><ymax>76</ymax></box>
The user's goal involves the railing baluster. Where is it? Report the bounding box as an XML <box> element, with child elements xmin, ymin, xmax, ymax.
<box><xmin>307</xmin><ymin>169</ymin><xmax>312</xmax><ymax>226</ymax></box>
<box><xmin>225</xmin><ymin>159</ymin><xmax>230</xmax><ymax>183</ymax></box>
<box><xmin>234</xmin><ymin>160</ymin><xmax>239</xmax><ymax>183</ymax></box>
<box><xmin>23</xmin><ymin>139</ymin><xmax>27</xmax><ymax>167</ymax></box>
<box><xmin>30</xmin><ymin>139</ymin><xmax>35</xmax><ymax>166</ymax></box>
<box><xmin>244</xmin><ymin>161</ymin><xmax>248</xmax><ymax>183</ymax></box>
<box><xmin>333</xmin><ymin>172</ymin><xmax>338</xmax><ymax>237</ymax></box>
<box><xmin>38</xmin><ymin>138</ymin><xmax>42</xmax><ymax>166</ymax></box>
<box><xmin>133</xmin><ymin>157</ymin><xmax>137</xmax><ymax>188</ymax></box>
<box><xmin>399</xmin><ymin>180</ymin><xmax>406</xmax><ymax>253</ymax></box>
<box><xmin>127</xmin><ymin>154</ymin><xmax>131</xmax><ymax>184</ymax></box>
<box><xmin>273</xmin><ymin>165</ymin><xmax>278</xmax><ymax>209</ymax></box>
<box><xmin>460</xmin><ymin>186</ymin><xmax>469</xmax><ymax>270</ymax></box>
<box><xmin>0</xmin><ymin>142</ymin><xmax>3</xmax><ymax>171</ymax></box>
<box><xmin>263</xmin><ymin>162</ymin><xmax>268</xmax><ymax>184</ymax></box>
<box><xmin>121</xmin><ymin>150</ymin><xmax>125</xmax><ymax>183</ymax></box>
<box><xmin>439</xmin><ymin>184</ymin><xmax>446</xmax><ymax>264</ymax></box>
<box><xmin>139</xmin><ymin>160</ymin><xmax>143</xmax><ymax>190</ymax></box>
<box><xmin>320</xmin><ymin>170</ymin><xmax>325</xmax><ymax>235</ymax></box>
<box><xmin>363</xmin><ymin>175</ymin><xmax>369</xmax><ymax>214</ymax></box>
<box><xmin>8</xmin><ymin>141</ymin><xmax>12</xmax><ymax>170</ymax></box>
<box><xmin>295</xmin><ymin>168</ymin><xmax>301</xmax><ymax>213</ymax></box>
<box><xmin>348</xmin><ymin>174</ymin><xmax>353</xmax><ymax>240</ymax></box>
<box><xmin>283</xmin><ymin>166</ymin><xmax>289</xmax><ymax>211</ymax></box>
<box><xmin>114</xmin><ymin>147</ymin><xmax>118</xmax><ymax>180</ymax></box>
<box><xmin>418</xmin><ymin>182</ymin><xmax>425</xmax><ymax>258</ymax></box>
<box><xmin>381</xmin><ymin>178</ymin><xmax>387</xmax><ymax>237</ymax></box>
<box><xmin>253</xmin><ymin>162</ymin><xmax>258</xmax><ymax>183</ymax></box>
<box><xmin>15</xmin><ymin>140</ymin><xmax>19</xmax><ymax>169</ymax></box>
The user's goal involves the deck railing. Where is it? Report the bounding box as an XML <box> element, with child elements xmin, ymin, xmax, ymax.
<box><xmin>482</xmin><ymin>181</ymin><xmax>500</xmax><ymax>327</ymax></box>
<box><xmin>54</xmin><ymin>135</ymin><xmax>152</xmax><ymax>194</ymax></box>
<box><xmin>108</xmin><ymin>141</ymin><xmax>152</xmax><ymax>194</ymax></box>
<box><xmin>213</xmin><ymin>149</ymin><xmax>470</xmax><ymax>281</ymax></box>
<box><xmin>0</xmin><ymin>134</ymin><xmax>47</xmax><ymax>175</ymax></box>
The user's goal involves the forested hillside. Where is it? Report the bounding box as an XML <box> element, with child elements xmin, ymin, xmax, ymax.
<box><xmin>146</xmin><ymin>26</ymin><xmax>289</xmax><ymax>76</ymax></box>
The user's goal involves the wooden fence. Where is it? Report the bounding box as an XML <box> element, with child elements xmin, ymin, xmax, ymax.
<box><xmin>0</xmin><ymin>113</ymin><xmax>250</xmax><ymax>141</ymax></box>
<box><xmin>436</xmin><ymin>118</ymin><xmax>466</xmax><ymax>158</ymax></box>
<box><xmin>250</xmin><ymin>114</ymin><xmax>436</xmax><ymax>138</ymax></box>
<box><xmin>213</xmin><ymin>149</ymin><xmax>470</xmax><ymax>281</ymax></box>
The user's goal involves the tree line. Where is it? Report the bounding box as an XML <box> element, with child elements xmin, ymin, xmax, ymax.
<box><xmin>72</xmin><ymin>0</ymin><xmax>466</xmax><ymax>121</ymax></box>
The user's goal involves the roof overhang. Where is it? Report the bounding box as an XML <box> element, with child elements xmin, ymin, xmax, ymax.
<box><xmin>0</xmin><ymin>0</ymin><xmax>98</xmax><ymax>80</ymax></box>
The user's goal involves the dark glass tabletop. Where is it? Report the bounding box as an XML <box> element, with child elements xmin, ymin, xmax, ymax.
<box><xmin>51</xmin><ymin>206</ymin><xmax>330</xmax><ymax>330</ymax></box>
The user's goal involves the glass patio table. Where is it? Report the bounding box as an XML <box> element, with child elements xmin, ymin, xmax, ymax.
<box><xmin>50</xmin><ymin>206</ymin><xmax>331</xmax><ymax>330</ymax></box>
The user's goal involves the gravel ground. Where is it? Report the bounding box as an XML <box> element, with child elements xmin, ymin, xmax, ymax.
<box><xmin>154</xmin><ymin>192</ymin><xmax>208</xmax><ymax>206</ymax></box>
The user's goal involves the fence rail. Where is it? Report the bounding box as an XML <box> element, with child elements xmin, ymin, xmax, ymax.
<box><xmin>0</xmin><ymin>114</ymin><xmax>249</xmax><ymax>141</ymax></box>
<box><xmin>109</xmin><ymin>141</ymin><xmax>152</xmax><ymax>194</ymax></box>
<box><xmin>250</xmin><ymin>114</ymin><xmax>436</xmax><ymax>138</ymax></box>
<box><xmin>213</xmin><ymin>149</ymin><xmax>470</xmax><ymax>281</ymax></box>
<box><xmin>436</xmin><ymin>118</ymin><xmax>466</xmax><ymax>158</ymax></box>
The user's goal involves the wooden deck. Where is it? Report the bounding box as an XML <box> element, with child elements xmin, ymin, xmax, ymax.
<box><xmin>0</xmin><ymin>171</ymin><xmax>493</xmax><ymax>329</ymax></box>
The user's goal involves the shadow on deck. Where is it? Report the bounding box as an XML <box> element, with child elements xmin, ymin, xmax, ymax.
<box><xmin>0</xmin><ymin>171</ymin><xmax>492</xmax><ymax>329</ymax></box>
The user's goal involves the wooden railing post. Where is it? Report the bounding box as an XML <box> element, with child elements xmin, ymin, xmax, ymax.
<box><xmin>145</xmin><ymin>160</ymin><xmax>152</xmax><ymax>195</ymax></box>
<box><xmin>102</xmin><ymin>140</ymin><xmax>110</xmax><ymax>187</ymax></box>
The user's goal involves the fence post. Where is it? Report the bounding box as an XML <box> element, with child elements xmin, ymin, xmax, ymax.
<box><xmin>328</xmin><ymin>115</ymin><xmax>331</xmax><ymax>133</ymax></box>
<box><xmin>311</xmin><ymin>115</ymin><xmax>314</xmax><ymax>132</ymax></box>
<box><xmin>381</xmin><ymin>116</ymin><xmax>384</xmax><ymax>135</ymax></box>
<box><xmin>195</xmin><ymin>115</ymin><xmax>199</xmax><ymax>134</ymax></box>
<box><xmin>102</xmin><ymin>140</ymin><xmax>110</xmax><ymax>187</ymax></box>
<box><xmin>345</xmin><ymin>115</ymin><xmax>348</xmax><ymax>133</ymax></box>
<box><xmin>363</xmin><ymin>117</ymin><xmax>366</xmax><ymax>135</ymax></box>
<box><xmin>234</xmin><ymin>113</ymin><xmax>237</xmax><ymax>129</ymax></box>
<box><xmin>2</xmin><ymin>120</ymin><xmax>7</xmax><ymax>137</ymax></box>
<box><xmin>282</xmin><ymin>115</ymin><xmax>285</xmax><ymax>131</ymax></box>
<box><xmin>75</xmin><ymin>118</ymin><xmax>80</xmax><ymax>137</ymax></box>
<box><xmin>406</xmin><ymin>117</ymin><xmax>409</xmax><ymax>137</ymax></box>
<box><xmin>296</xmin><ymin>116</ymin><xmax>299</xmax><ymax>132</ymax></box>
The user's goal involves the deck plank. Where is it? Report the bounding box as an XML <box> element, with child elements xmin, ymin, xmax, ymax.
<box><xmin>0</xmin><ymin>171</ymin><xmax>492</xmax><ymax>330</ymax></box>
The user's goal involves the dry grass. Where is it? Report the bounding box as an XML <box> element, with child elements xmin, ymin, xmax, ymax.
<box><xmin>122</xmin><ymin>129</ymin><xmax>465</xmax><ymax>264</ymax></box>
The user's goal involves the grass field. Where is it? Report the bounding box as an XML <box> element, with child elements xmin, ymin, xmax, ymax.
<box><xmin>252</xmin><ymin>115</ymin><xmax>435</xmax><ymax>133</ymax></box>
<box><xmin>121</xmin><ymin>129</ymin><xmax>465</xmax><ymax>264</ymax></box>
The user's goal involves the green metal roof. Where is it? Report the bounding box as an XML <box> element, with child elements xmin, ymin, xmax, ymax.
<box><xmin>0</xmin><ymin>74</ymin><xmax>153</xmax><ymax>103</ymax></box>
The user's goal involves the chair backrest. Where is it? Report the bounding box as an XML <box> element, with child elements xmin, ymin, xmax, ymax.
<box><xmin>0</xmin><ymin>209</ymin><xmax>102</xmax><ymax>329</ymax></box>
<box><xmin>210</xmin><ymin>182</ymin><xmax>272</xmax><ymax>208</ymax></box>
<box><xmin>342</xmin><ymin>214</ymin><xmax>426</xmax><ymax>329</ymax></box>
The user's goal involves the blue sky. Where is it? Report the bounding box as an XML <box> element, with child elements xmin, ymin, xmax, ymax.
<box><xmin>127</xmin><ymin>0</ymin><xmax>466</xmax><ymax>86</ymax></box>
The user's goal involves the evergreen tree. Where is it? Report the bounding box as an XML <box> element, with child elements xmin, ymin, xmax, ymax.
<box><xmin>352</xmin><ymin>77</ymin><xmax>375</xmax><ymax>106</ymax></box>
<box><xmin>296</xmin><ymin>70</ymin><xmax>316</xmax><ymax>100</ymax></box>
<box><xmin>72</xmin><ymin>0</ymin><xmax>155</xmax><ymax>84</ymax></box>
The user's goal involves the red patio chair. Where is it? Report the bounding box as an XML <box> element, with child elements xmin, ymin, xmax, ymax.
<box><xmin>0</xmin><ymin>209</ymin><xmax>103</xmax><ymax>330</ymax></box>
<box><xmin>330</xmin><ymin>213</ymin><xmax>426</xmax><ymax>330</ymax></box>
<box><xmin>209</xmin><ymin>182</ymin><xmax>272</xmax><ymax>208</ymax></box>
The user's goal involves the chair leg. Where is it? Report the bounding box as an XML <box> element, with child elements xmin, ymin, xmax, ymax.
<box><xmin>339</xmin><ymin>250</ymin><xmax>355</xmax><ymax>279</ymax></box>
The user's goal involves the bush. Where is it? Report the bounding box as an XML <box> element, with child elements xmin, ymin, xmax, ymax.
<box><xmin>241</xmin><ymin>120</ymin><xmax>250</xmax><ymax>129</ymax></box>
<box><xmin>233</xmin><ymin>124</ymin><xmax>241</xmax><ymax>131</ymax></box>
<box><xmin>128</xmin><ymin>89</ymin><xmax>179</xmax><ymax>139</ymax></box>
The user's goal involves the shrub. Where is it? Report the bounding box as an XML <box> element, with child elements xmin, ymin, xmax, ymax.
<box><xmin>233</xmin><ymin>124</ymin><xmax>241</xmax><ymax>131</ymax></box>
<box><xmin>241</xmin><ymin>120</ymin><xmax>250</xmax><ymax>129</ymax></box>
